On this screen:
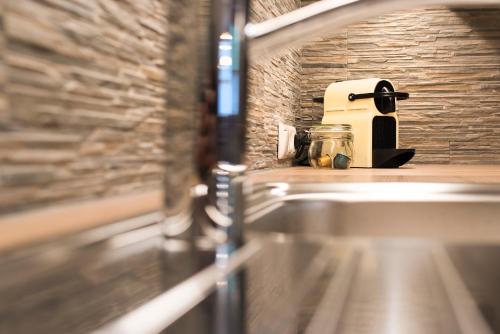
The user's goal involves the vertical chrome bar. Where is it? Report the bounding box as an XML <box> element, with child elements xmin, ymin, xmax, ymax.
<box><xmin>203</xmin><ymin>0</ymin><xmax>251</xmax><ymax>272</ymax></box>
<box><xmin>164</xmin><ymin>1</ymin><xmax>250</xmax><ymax>333</ymax></box>
<box><xmin>214</xmin><ymin>265</ymin><xmax>247</xmax><ymax>334</ymax></box>
<box><xmin>213</xmin><ymin>0</ymin><xmax>249</xmax><ymax>165</ymax></box>
<box><xmin>211</xmin><ymin>9</ymin><xmax>250</xmax><ymax>308</ymax></box>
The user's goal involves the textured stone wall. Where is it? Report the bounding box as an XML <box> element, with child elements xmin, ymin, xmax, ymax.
<box><xmin>0</xmin><ymin>1</ymin><xmax>168</xmax><ymax>214</ymax></box>
<box><xmin>298</xmin><ymin>4</ymin><xmax>500</xmax><ymax>164</ymax></box>
<box><xmin>246</xmin><ymin>0</ymin><xmax>302</xmax><ymax>169</ymax></box>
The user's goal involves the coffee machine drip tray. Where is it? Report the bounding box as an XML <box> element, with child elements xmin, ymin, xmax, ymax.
<box><xmin>373</xmin><ymin>148</ymin><xmax>415</xmax><ymax>168</ymax></box>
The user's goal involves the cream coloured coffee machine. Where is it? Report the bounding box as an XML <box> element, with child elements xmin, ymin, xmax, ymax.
<box><xmin>316</xmin><ymin>78</ymin><xmax>415</xmax><ymax>168</ymax></box>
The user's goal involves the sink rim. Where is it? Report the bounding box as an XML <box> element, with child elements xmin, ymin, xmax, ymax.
<box><xmin>246</xmin><ymin>182</ymin><xmax>500</xmax><ymax>224</ymax></box>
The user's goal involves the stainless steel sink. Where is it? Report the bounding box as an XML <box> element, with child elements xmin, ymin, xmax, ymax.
<box><xmin>3</xmin><ymin>186</ymin><xmax>494</xmax><ymax>334</ymax></box>
<box><xmin>241</xmin><ymin>182</ymin><xmax>500</xmax><ymax>334</ymax></box>
<box><xmin>246</xmin><ymin>182</ymin><xmax>500</xmax><ymax>242</ymax></box>
<box><xmin>90</xmin><ymin>182</ymin><xmax>500</xmax><ymax>334</ymax></box>
<box><xmin>107</xmin><ymin>237</ymin><xmax>500</xmax><ymax>334</ymax></box>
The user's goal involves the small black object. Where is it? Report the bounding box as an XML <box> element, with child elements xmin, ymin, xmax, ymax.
<box><xmin>293</xmin><ymin>130</ymin><xmax>311</xmax><ymax>166</ymax></box>
<box><xmin>372</xmin><ymin>149</ymin><xmax>415</xmax><ymax>168</ymax></box>
<box><xmin>348</xmin><ymin>91</ymin><xmax>409</xmax><ymax>102</ymax></box>
<box><xmin>312</xmin><ymin>96</ymin><xmax>324</xmax><ymax>103</ymax></box>
<box><xmin>372</xmin><ymin>116</ymin><xmax>396</xmax><ymax>150</ymax></box>
<box><xmin>333</xmin><ymin>153</ymin><xmax>351</xmax><ymax>169</ymax></box>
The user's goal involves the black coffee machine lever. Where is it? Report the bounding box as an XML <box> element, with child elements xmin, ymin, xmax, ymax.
<box><xmin>348</xmin><ymin>91</ymin><xmax>409</xmax><ymax>101</ymax></box>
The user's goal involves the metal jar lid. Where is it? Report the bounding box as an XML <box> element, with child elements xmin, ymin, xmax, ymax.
<box><xmin>308</xmin><ymin>124</ymin><xmax>353</xmax><ymax>140</ymax></box>
<box><xmin>309</xmin><ymin>124</ymin><xmax>352</xmax><ymax>133</ymax></box>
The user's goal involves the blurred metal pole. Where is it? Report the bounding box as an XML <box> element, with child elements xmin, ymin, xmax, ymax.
<box><xmin>246</xmin><ymin>0</ymin><xmax>500</xmax><ymax>63</ymax></box>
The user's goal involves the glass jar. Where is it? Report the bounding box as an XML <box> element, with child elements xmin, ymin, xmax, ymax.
<box><xmin>308</xmin><ymin>125</ymin><xmax>353</xmax><ymax>169</ymax></box>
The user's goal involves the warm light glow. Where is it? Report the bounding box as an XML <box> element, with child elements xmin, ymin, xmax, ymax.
<box><xmin>220</xmin><ymin>32</ymin><xmax>233</xmax><ymax>40</ymax></box>
<box><xmin>218</xmin><ymin>55</ymin><xmax>232</xmax><ymax>67</ymax></box>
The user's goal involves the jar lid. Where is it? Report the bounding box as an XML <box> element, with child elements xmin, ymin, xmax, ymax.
<box><xmin>309</xmin><ymin>124</ymin><xmax>351</xmax><ymax>133</ymax></box>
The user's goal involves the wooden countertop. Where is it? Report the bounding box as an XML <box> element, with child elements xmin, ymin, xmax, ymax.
<box><xmin>247</xmin><ymin>164</ymin><xmax>500</xmax><ymax>184</ymax></box>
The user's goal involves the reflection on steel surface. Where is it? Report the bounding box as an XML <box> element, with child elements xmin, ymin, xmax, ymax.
<box><xmin>246</xmin><ymin>183</ymin><xmax>500</xmax><ymax>242</ymax></box>
<box><xmin>92</xmin><ymin>239</ymin><xmax>263</xmax><ymax>334</ymax></box>
<box><xmin>90</xmin><ymin>237</ymin><xmax>498</xmax><ymax>334</ymax></box>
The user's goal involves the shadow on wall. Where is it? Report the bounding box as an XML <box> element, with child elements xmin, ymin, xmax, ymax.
<box><xmin>298</xmin><ymin>5</ymin><xmax>500</xmax><ymax>165</ymax></box>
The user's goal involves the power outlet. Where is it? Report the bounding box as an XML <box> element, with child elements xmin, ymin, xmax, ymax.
<box><xmin>277</xmin><ymin>122</ymin><xmax>296</xmax><ymax>160</ymax></box>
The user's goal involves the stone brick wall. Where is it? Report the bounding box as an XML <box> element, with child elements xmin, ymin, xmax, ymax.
<box><xmin>246</xmin><ymin>0</ymin><xmax>302</xmax><ymax>169</ymax></box>
<box><xmin>298</xmin><ymin>4</ymin><xmax>500</xmax><ymax>164</ymax></box>
<box><xmin>0</xmin><ymin>1</ymin><xmax>168</xmax><ymax>214</ymax></box>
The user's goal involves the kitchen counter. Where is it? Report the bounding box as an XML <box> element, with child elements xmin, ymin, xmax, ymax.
<box><xmin>247</xmin><ymin>164</ymin><xmax>500</xmax><ymax>184</ymax></box>
<box><xmin>2</xmin><ymin>164</ymin><xmax>500</xmax><ymax>253</ymax></box>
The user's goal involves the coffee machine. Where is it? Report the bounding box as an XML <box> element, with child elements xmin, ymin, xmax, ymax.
<box><xmin>316</xmin><ymin>78</ymin><xmax>415</xmax><ymax>168</ymax></box>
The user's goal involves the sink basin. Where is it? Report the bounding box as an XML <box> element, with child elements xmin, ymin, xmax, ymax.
<box><xmin>45</xmin><ymin>181</ymin><xmax>499</xmax><ymax>334</ymax></box>
<box><xmin>240</xmin><ymin>182</ymin><xmax>500</xmax><ymax>334</ymax></box>
<box><xmin>114</xmin><ymin>236</ymin><xmax>499</xmax><ymax>334</ymax></box>
<box><xmin>246</xmin><ymin>182</ymin><xmax>500</xmax><ymax>242</ymax></box>
<box><xmin>99</xmin><ymin>182</ymin><xmax>500</xmax><ymax>334</ymax></box>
